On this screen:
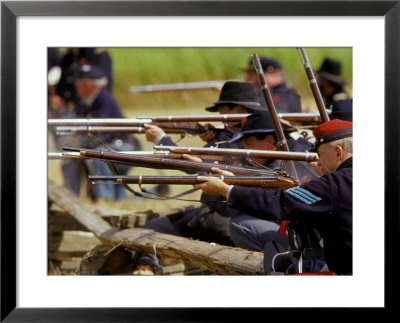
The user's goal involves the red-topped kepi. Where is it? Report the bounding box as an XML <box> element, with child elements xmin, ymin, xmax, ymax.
<box><xmin>309</xmin><ymin>119</ymin><xmax>353</xmax><ymax>152</ymax></box>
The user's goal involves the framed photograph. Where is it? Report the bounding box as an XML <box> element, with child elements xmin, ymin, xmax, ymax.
<box><xmin>1</xmin><ymin>0</ymin><xmax>398</xmax><ymax>321</ymax></box>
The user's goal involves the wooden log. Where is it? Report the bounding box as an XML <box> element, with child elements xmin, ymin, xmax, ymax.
<box><xmin>48</xmin><ymin>231</ymin><xmax>102</xmax><ymax>253</ymax></box>
<box><xmin>48</xmin><ymin>180</ymin><xmax>265</xmax><ymax>275</ymax></box>
<box><xmin>99</xmin><ymin>228</ymin><xmax>264</xmax><ymax>275</ymax></box>
<box><xmin>49</xmin><ymin>203</ymin><xmax>196</xmax><ymax>232</ymax></box>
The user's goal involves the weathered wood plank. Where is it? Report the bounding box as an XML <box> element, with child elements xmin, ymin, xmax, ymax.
<box><xmin>48</xmin><ymin>180</ymin><xmax>111</xmax><ymax>237</ymax></box>
<box><xmin>48</xmin><ymin>180</ymin><xmax>264</xmax><ymax>275</ymax></box>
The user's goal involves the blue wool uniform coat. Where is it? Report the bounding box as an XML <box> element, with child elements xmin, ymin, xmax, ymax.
<box><xmin>74</xmin><ymin>89</ymin><xmax>141</xmax><ymax>150</ymax></box>
<box><xmin>326</xmin><ymin>90</ymin><xmax>353</xmax><ymax>121</ymax></box>
<box><xmin>158</xmin><ymin>123</ymin><xmax>244</xmax><ymax>244</ymax></box>
<box><xmin>228</xmin><ymin>157</ymin><xmax>353</xmax><ymax>275</ymax></box>
<box><xmin>258</xmin><ymin>83</ymin><xmax>302</xmax><ymax>113</ymax></box>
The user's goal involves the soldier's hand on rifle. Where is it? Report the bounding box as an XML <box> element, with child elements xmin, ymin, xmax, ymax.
<box><xmin>182</xmin><ymin>154</ymin><xmax>203</xmax><ymax>163</ymax></box>
<box><xmin>144</xmin><ymin>124</ymin><xmax>165</xmax><ymax>143</ymax></box>
<box><xmin>210</xmin><ymin>166</ymin><xmax>234</xmax><ymax>177</ymax></box>
<box><xmin>199</xmin><ymin>124</ymin><xmax>216</xmax><ymax>142</ymax></box>
<box><xmin>194</xmin><ymin>175</ymin><xmax>230</xmax><ymax>197</ymax></box>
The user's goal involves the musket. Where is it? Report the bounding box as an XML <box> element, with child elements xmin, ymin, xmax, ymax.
<box><xmin>49</xmin><ymin>115</ymin><xmax>249</xmax><ymax>126</ymax></box>
<box><xmin>129</xmin><ymin>80</ymin><xmax>234</xmax><ymax>93</ymax></box>
<box><xmin>48</xmin><ymin>118</ymin><xmax>152</xmax><ymax>127</ymax></box>
<box><xmin>48</xmin><ymin>151</ymin><xmax>224</xmax><ymax>162</ymax></box>
<box><xmin>277</xmin><ymin>111</ymin><xmax>331</xmax><ymax>124</ymax></box>
<box><xmin>297</xmin><ymin>48</ymin><xmax>330</xmax><ymax>123</ymax></box>
<box><xmin>54</xmin><ymin>125</ymin><xmax>201</xmax><ymax>135</ymax></box>
<box><xmin>153</xmin><ymin>145</ymin><xmax>318</xmax><ymax>163</ymax></box>
<box><xmin>62</xmin><ymin>146</ymin><xmax>285</xmax><ymax>177</ymax></box>
<box><xmin>251</xmin><ymin>53</ymin><xmax>298</xmax><ymax>179</ymax></box>
<box><xmin>89</xmin><ymin>175</ymin><xmax>295</xmax><ymax>188</ymax></box>
<box><xmin>136</xmin><ymin>114</ymin><xmax>250</xmax><ymax>122</ymax></box>
<box><xmin>49</xmin><ymin>115</ymin><xmax>245</xmax><ymax>136</ymax></box>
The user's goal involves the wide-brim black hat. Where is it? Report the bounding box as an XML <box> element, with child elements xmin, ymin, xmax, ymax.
<box><xmin>205</xmin><ymin>81</ymin><xmax>265</xmax><ymax>112</ymax></box>
<box><xmin>229</xmin><ymin>111</ymin><xmax>290</xmax><ymax>143</ymax></box>
<box><xmin>316</xmin><ymin>58</ymin><xmax>346</xmax><ymax>85</ymax></box>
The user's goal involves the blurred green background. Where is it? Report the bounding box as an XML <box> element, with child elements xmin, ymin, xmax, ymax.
<box><xmin>107</xmin><ymin>47</ymin><xmax>352</xmax><ymax>115</ymax></box>
<box><xmin>50</xmin><ymin>47</ymin><xmax>352</xmax><ymax>210</ymax></box>
<box><xmin>58</xmin><ymin>47</ymin><xmax>352</xmax><ymax>117</ymax></box>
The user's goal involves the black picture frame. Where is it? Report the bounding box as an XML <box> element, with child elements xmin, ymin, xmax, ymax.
<box><xmin>1</xmin><ymin>1</ymin><xmax>398</xmax><ymax>321</ymax></box>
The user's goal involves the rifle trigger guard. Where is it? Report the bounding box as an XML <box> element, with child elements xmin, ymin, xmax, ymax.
<box><xmin>138</xmin><ymin>175</ymin><xmax>147</xmax><ymax>192</ymax></box>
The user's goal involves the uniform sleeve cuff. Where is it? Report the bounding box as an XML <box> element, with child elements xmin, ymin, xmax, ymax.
<box><xmin>226</xmin><ymin>185</ymin><xmax>234</xmax><ymax>201</ymax></box>
<box><xmin>154</xmin><ymin>131</ymin><xmax>167</xmax><ymax>144</ymax></box>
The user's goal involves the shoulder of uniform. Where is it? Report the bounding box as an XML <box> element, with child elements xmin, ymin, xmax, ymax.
<box><xmin>332</xmin><ymin>92</ymin><xmax>350</xmax><ymax>101</ymax></box>
<box><xmin>94</xmin><ymin>48</ymin><xmax>106</xmax><ymax>55</ymax></box>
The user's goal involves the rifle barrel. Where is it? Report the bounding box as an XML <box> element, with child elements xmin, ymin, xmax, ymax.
<box><xmin>89</xmin><ymin>175</ymin><xmax>295</xmax><ymax>188</ymax></box>
<box><xmin>48</xmin><ymin>118</ymin><xmax>152</xmax><ymax>126</ymax></box>
<box><xmin>153</xmin><ymin>145</ymin><xmax>318</xmax><ymax>162</ymax></box>
<box><xmin>49</xmin><ymin>150</ymin><xmax>198</xmax><ymax>160</ymax></box>
<box><xmin>55</xmin><ymin>126</ymin><xmax>188</xmax><ymax>134</ymax></box>
<box><xmin>129</xmin><ymin>80</ymin><xmax>231</xmax><ymax>93</ymax></box>
<box><xmin>136</xmin><ymin>114</ymin><xmax>250</xmax><ymax>122</ymax></box>
<box><xmin>277</xmin><ymin>112</ymin><xmax>326</xmax><ymax>123</ymax></box>
<box><xmin>63</xmin><ymin>147</ymin><xmax>280</xmax><ymax>177</ymax></box>
<box><xmin>297</xmin><ymin>48</ymin><xmax>330</xmax><ymax>123</ymax></box>
<box><xmin>251</xmin><ymin>53</ymin><xmax>299</xmax><ymax>179</ymax></box>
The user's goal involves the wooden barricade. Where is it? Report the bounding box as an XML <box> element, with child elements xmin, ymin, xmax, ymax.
<box><xmin>48</xmin><ymin>179</ymin><xmax>264</xmax><ymax>275</ymax></box>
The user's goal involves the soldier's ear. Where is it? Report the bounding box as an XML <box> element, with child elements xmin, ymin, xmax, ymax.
<box><xmin>335</xmin><ymin>144</ymin><xmax>345</xmax><ymax>161</ymax></box>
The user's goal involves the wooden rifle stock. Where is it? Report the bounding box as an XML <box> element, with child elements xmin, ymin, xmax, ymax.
<box><xmin>153</xmin><ymin>145</ymin><xmax>318</xmax><ymax>163</ymax></box>
<box><xmin>62</xmin><ymin>146</ymin><xmax>282</xmax><ymax>177</ymax></box>
<box><xmin>297</xmin><ymin>48</ymin><xmax>330</xmax><ymax>123</ymax></box>
<box><xmin>89</xmin><ymin>175</ymin><xmax>295</xmax><ymax>188</ymax></box>
<box><xmin>251</xmin><ymin>53</ymin><xmax>298</xmax><ymax>179</ymax></box>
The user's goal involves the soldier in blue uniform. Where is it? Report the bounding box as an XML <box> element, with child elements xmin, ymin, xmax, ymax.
<box><xmin>316</xmin><ymin>58</ymin><xmax>353</xmax><ymax>121</ymax></box>
<box><xmin>143</xmin><ymin>81</ymin><xmax>266</xmax><ymax>149</ymax></box>
<box><xmin>62</xmin><ymin>64</ymin><xmax>141</xmax><ymax>200</ymax></box>
<box><xmin>56</xmin><ymin>48</ymin><xmax>113</xmax><ymax>112</ymax></box>
<box><xmin>132</xmin><ymin>82</ymin><xmax>267</xmax><ymax>275</ymax></box>
<box><xmin>242</xmin><ymin>57</ymin><xmax>302</xmax><ymax>113</ymax></box>
<box><xmin>225</xmin><ymin>112</ymin><xmax>319</xmax><ymax>255</ymax></box>
<box><xmin>195</xmin><ymin>119</ymin><xmax>353</xmax><ymax>275</ymax></box>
